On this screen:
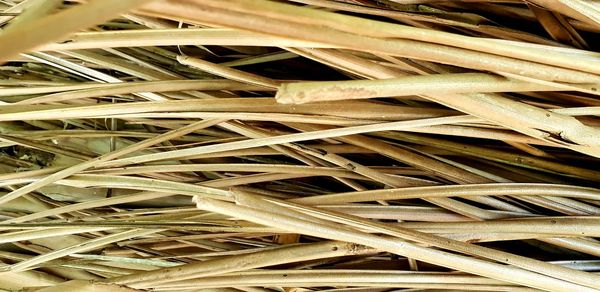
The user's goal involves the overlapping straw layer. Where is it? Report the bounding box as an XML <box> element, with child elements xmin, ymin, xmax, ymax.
<box><xmin>0</xmin><ymin>0</ymin><xmax>599</xmax><ymax>291</ymax></box>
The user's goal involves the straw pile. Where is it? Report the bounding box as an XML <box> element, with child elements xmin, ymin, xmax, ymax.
<box><xmin>0</xmin><ymin>0</ymin><xmax>599</xmax><ymax>291</ymax></box>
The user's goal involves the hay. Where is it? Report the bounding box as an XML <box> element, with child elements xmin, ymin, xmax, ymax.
<box><xmin>0</xmin><ymin>0</ymin><xmax>599</xmax><ymax>291</ymax></box>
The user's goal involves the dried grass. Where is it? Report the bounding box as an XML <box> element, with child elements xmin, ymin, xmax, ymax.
<box><xmin>0</xmin><ymin>0</ymin><xmax>599</xmax><ymax>291</ymax></box>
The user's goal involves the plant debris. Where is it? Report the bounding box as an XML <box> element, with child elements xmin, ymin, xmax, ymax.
<box><xmin>0</xmin><ymin>0</ymin><xmax>599</xmax><ymax>291</ymax></box>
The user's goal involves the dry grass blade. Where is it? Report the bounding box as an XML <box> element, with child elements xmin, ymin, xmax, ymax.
<box><xmin>0</xmin><ymin>0</ymin><xmax>151</xmax><ymax>62</ymax></box>
<box><xmin>1</xmin><ymin>0</ymin><xmax>600</xmax><ymax>291</ymax></box>
<box><xmin>36</xmin><ymin>28</ymin><xmax>334</xmax><ymax>51</ymax></box>
<box><xmin>529</xmin><ymin>0</ymin><xmax>600</xmax><ymax>28</ymax></box>
<box><xmin>108</xmin><ymin>241</ymin><xmax>371</xmax><ymax>287</ymax></box>
<box><xmin>192</xmin><ymin>196</ymin><xmax>596</xmax><ymax>292</ymax></box>
<box><xmin>139</xmin><ymin>1</ymin><xmax>600</xmax><ymax>157</ymax></box>
<box><xmin>276</xmin><ymin>73</ymin><xmax>597</xmax><ymax>104</ymax></box>
<box><xmin>0</xmin><ymin>118</ymin><xmax>226</xmax><ymax>206</ymax></box>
